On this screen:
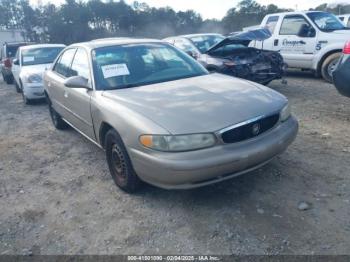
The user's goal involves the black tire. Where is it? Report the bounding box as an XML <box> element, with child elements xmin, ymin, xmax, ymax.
<box><xmin>15</xmin><ymin>81</ymin><xmax>22</xmax><ymax>93</ymax></box>
<box><xmin>321</xmin><ymin>52</ymin><xmax>341</xmax><ymax>83</ymax></box>
<box><xmin>105</xmin><ymin>129</ymin><xmax>141</xmax><ymax>193</ymax></box>
<box><xmin>49</xmin><ymin>103</ymin><xmax>69</xmax><ymax>130</ymax></box>
<box><xmin>22</xmin><ymin>92</ymin><xmax>32</xmax><ymax>105</ymax></box>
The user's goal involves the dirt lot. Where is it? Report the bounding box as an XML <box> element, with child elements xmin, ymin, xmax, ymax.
<box><xmin>0</xmin><ymin>72</ymin><xmax>349</xmax><ymax>255</ymax></box>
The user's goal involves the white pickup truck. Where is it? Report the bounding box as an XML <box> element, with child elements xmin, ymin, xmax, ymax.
<box><xmin>253</xmin><ymin>11</ymin><xmax>350</xmax><ymax>82</ymax></box>
<box><xmin>337</xmin><ymin>14</ymin><xmax>350</xmax><ymax>28</ymax></box>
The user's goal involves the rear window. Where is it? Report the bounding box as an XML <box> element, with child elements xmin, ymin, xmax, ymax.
<box><xmin>22</xmin><ymin>47</ymin><xmax>64</xmax><ymax>66</ymax></box>
<box><xmin>6</xmin><ymin>45</ymin><xmax>20</xmax><ymax>58</ymax></box>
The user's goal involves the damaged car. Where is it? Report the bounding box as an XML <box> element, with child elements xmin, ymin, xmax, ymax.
<box><xmin>164</xmin><ymin>29</ymin><xmax>286</xmax><ymax>85</ymax></box>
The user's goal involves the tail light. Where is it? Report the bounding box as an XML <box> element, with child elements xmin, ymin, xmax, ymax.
<box><xmin>4</xmin><ymin>58</ymin><xmax>12</xmax><ymax>68</ymax></box>
<box><xmin>343</xmin><ymin>41</ymin><xmax>350</xmax><ymax>54</ymax></box>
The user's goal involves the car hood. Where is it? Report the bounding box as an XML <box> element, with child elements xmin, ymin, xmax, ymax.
<box><xmin>20</xmin><ymin>63</ymin><xmax>52</xmax><ymax>76</ymax></box>
<box><xmin>102</xmin><ymin>74</ymin><xmax>287</xmax><ymax>134</ymax></box>
<box><xmin>206</xmin><ymin>28</ymin><xmax>272</xmax><ymax>52</ymax></box>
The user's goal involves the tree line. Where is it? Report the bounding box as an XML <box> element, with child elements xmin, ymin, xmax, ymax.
<box><xmin>0</xmin><ymin>0</ymin><xmax>349</xmax><ymax>45</ymax></box>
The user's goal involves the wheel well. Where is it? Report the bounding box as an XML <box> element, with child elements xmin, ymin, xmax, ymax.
<box><xmin>99</xmin><ymin>122</ymin><xmax>114</xmax><ymax>149</ymax></box>
<box><xmin>317</xmin><ymin>49</ymin><xmax>342</xmax><ymax>76</ymax></box>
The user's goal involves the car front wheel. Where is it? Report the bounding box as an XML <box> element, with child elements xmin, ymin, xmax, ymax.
<box><xmin>105</xmin><ymin>129</ymin><xmax>141</xmax><ymax>193</ymax></box>
<box><xmin>49</xmin><ymin>103</ymin><xmax>69</xmax><ymax>130</ymax></box>
<box><xmin>15</xmin><ymin>81</ymin><xmax>22</xmax><ymax>93</ymax></box>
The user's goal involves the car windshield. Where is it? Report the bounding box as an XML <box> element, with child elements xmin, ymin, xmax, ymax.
<box><xmin>21</xmin><ymin>47</ymin><xmax>64</xmax><ymax>66</ymax></box>
<box><xmin>307</xmin><ymin>12</ymin><xmax>347</xmax><ymax>31</ymax></box>
<box><xmin>188</xmin><ymin>35</ymin><xmax>225</xmax><ymax>53</ymax></box>
<box><xmin>92</xmin><ymin>43</ymin><xmax>208</xmax><ymax>90</ymax></box>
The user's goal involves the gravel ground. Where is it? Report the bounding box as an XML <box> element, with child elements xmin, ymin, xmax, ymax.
<box><xmin>0</xmin><ymin>72</ymin><xmax>349</xmax><ymax>255</ymax></box>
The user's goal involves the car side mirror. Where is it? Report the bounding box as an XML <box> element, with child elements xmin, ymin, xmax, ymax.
<box><xmin>298</xmin><ymin>24</ymin><xmax>316</xmax><ymax>37</ymax></box>
<box><xmin>186</xmin><ymin>51</ymin><xmax>198</xmax><ymax>59</ymax></box>
<box><xmin>64</xmin><ymin>76</ymin><xmax>91</xmax><ymax>89</ymax></box>
<box><xmin>13</xmin><ymin>59</ymin><xmax>19</xmax><ymax>65</ymax></box>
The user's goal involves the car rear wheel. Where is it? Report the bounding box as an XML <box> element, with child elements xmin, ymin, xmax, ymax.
<box><xmin>49</xmin><ymin>103</ymin><xmax>69</xmax><ymax>130</ymax></box>
<box><xmin>321</xmin><ymin>52</ymin><xmax>341</xmax><ymax>83</ymax></box>
<box><xmin>105</xmin><ymin>129</ymin><xmax>141</xmax><ymax>193</ymax></box>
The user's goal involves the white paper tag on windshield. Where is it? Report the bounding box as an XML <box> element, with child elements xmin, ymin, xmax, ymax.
<box><xmin>23</xmin><ymin>56</ymin><xmax>35</xmax><ymax>62</ymax></box>
<box><xmin>101</xmin><ymin>64</ymin><xmax>130</xmax><ymax>78</ymax></box>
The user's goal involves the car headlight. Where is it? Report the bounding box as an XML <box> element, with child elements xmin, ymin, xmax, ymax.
<box><xmin>280</xmin><ymin>103</ymin><xmax>291</xmax><ymax>122</ymax></box>
<box><xmin>23</xmin><ymin>74</ymin><xmax>42</xmax><ymax>83</ymax></box>
<box><xmin>139</xmin><ymin>133</ymin><xmax>216</xmax><ymax>152</ymax></box>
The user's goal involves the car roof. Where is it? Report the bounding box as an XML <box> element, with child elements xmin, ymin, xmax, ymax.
<box><xmin>3</xmin><ymin>41</ymin><xmax>34</xmax><ymax>46</ymax></box>
<box><xmin>19</xmin><ymin>44</ymin><xmax>66</xmax><ymax>51</ymax></box>
<box><xmin>173</xmin><ymin>33</ymin><xmax>223</xmax><ymax>39</ymax></box>
<box><xmin>69</xmin><ymin>38</ymin><xmax>164</xmax><ymax>50</ymax></box>
<box><xmin>265</xmin><ymin>11</ymin><xmax>331</xmax><ymax>17</ymax></box>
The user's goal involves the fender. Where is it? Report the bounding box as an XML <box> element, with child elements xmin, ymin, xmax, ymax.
<box><xmin>90</xmin><ymin>91</ymin><xmax>170</xmax><ymax>148</ymax></box>
<box><xmin>312</xmin><ymin>42</ymin><xmax>344</xmax><ymax>71</ymax></box>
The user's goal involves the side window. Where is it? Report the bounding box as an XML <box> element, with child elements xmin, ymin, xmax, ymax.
<box><xmin>347</xmin><ymin>20</ymin><xmax>350</xmax><ymax>28</ymax></box>
<box><xmin>338</xmin><ymin>17</ymin><xmax>344</xmax><ymax>21</ymax></box>
<box><xmin>280</xmin><ymin>15</ymin><xmax>312</xmax><ymax>35</ymax></box>
<box><xmin>174</xmin><ymin>39</ymin><xmax>198</xmax><ymax>54</ymax></box>
<box><xmin>53</xmin><ymin>48</ymin><xmax>76</xmax><ymax>77</ymax></box>
<box><xmin>71</xmin><ymin>48</ymin><xmax>90</xmax><ymax>80</ymax></box>
<box><xmin>265</xmin><ymin>16</ymin><xmax>279</xmax><ymax>33</ymax></box>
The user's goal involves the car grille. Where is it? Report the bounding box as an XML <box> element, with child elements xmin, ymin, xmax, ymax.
<box><xmin>221</xmin><ymin>114</ymin><xmax>280</xmax><ymax>144</ymax></box>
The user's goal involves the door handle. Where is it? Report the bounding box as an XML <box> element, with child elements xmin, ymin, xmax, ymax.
<box><xmin>274</xmin><ymin>39</ymin><xmax>279</xmax><ymax>46</ymax></box>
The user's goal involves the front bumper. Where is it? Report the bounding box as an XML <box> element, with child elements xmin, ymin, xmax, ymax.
<box><xmin>23</xmin><ymin>83</ymin><xmax>45</xmax><ymax>99</ymax></box>
<box><xmin>129</xmin><ymin>116</ymin><xmax>298</xmax><ymax>189</ymax></box>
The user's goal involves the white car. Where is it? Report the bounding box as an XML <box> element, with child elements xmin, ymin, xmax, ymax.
<box><xmin>11</xmin><ymin>44</ymin><xmax>65</xmax><ymax>104</ymax></box>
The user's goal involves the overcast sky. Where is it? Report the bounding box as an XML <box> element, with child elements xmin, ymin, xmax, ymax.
<box><xmin>29</xmin><ymin>0</ymin><xmax>344</xmax><ymax>19</ymax></box>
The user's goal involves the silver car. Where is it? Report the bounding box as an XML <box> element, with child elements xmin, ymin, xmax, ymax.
<box><xmin>43</xmin><ymin>38</ymin><xmax>298</xmax><ymax>192</ymax></box>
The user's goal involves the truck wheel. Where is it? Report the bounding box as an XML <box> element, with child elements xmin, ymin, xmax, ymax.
<box><xmin>321</xmin><ymin>52</ymin><xmax>341</xmax><ymax>83</ymax></box>
<box><xmin>49</xmin><ymin>103</ymin><xmax>69</xmax><ymax>130</ymax></box>
<box><xmin>105</xmin><ymin>129</ymin><xmax>141</xmax><ymax>193</ymax></box>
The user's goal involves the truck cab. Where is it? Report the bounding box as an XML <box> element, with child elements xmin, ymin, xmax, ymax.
<box><xmin>337</xmin><ymin>14</ymin><xmax>350</xmax><ymax>28</ymax></box>
<box><xmin>255</xmin><ymin>11</ymin><xmax>350</xmax><ymax>82</ymax></box>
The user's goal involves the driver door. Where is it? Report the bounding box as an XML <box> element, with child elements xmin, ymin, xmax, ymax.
<box><xmin>278</xmin><ymin>15</ymin><xmax>317</xmax><ymax>68</ymax></box>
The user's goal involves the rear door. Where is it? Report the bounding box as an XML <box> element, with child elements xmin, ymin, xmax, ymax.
<box><xmin>62</xmin><ymin>48</ymin><xmax>95</xmax><ymax>140</ymax></box>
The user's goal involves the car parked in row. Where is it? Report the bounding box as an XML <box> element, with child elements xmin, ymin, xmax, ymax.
<box><xmin>164</xmin><ymin>30</ymin><xmax>285</xmax><ymax>85</ymax></box>
<box><xmin>333</xmin><ymin>41</ymin><xmax>350</xmax><ymax>98</ymax></box>
<box><xmin>43</xmin><ymin>38</ymin><xmax>298</xmax><ymax>193</ymax></box>
<box><xmin>11</xmin><ymin>44</ymin><xmax>65</xmax><ymax>104</ymax></box>
<box><xmin>0</xmin><ymin>42</ymin><xmax>33</xmax><ymax>84</ymax></box>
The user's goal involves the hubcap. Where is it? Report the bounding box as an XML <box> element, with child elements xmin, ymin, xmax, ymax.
<box><xmin>327</xmin><ymin>59</ymin><xmax>339</xmax><ymax>77</ymax></box>
<box><xmin>111</xmin><ymin>144</ymin><xmax>126</xmax><ymax>179</ymax></box>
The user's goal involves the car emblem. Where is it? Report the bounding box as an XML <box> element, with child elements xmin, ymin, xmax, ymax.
<box><xmin>252</xmin><ymin>123</ymin><xmax>261</xmax><ymax>136</ymax></box>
